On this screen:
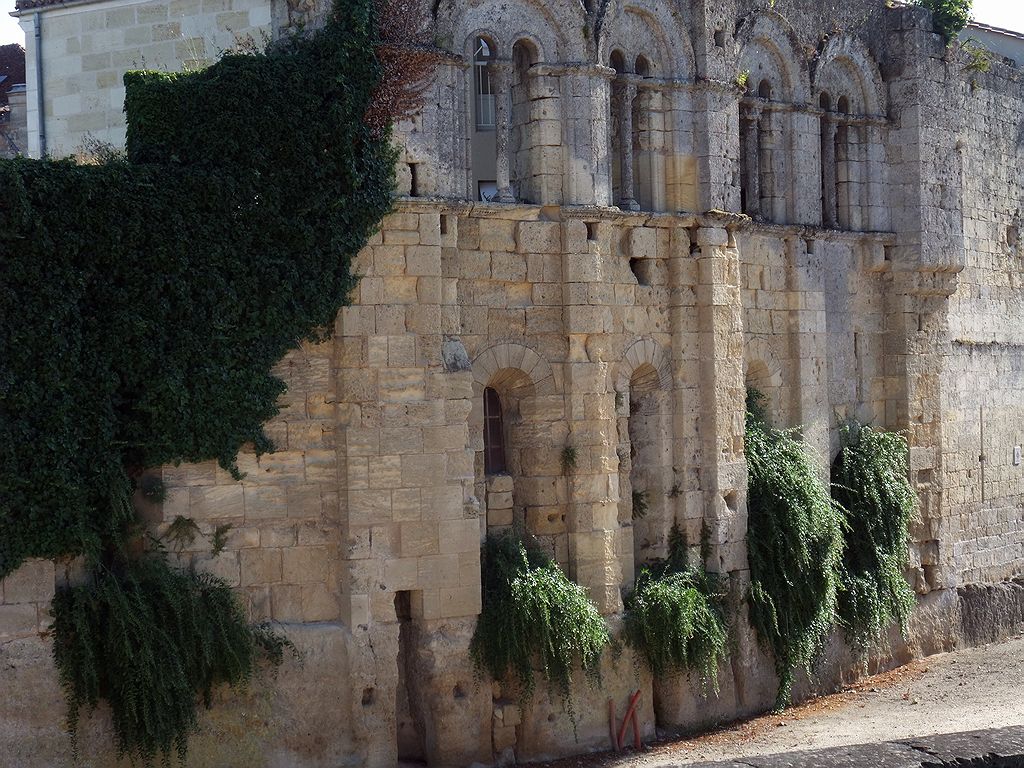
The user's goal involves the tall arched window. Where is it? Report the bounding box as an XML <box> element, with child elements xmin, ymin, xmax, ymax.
<box><xmin>483</xmin><ymin>387</ymin><xmax>507</xmax><ymax>474</ymax></box>
<box><xmin>474</xmin><ymin>37</ymin><xmax>496</xmax><ymax>130</ymax></box>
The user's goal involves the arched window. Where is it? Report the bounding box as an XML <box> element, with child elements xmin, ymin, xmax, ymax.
<box><xmin>483</xmin><ymin>387</ymin><xmax>507</xmax><ymax>474</ymax></box>
<box><xmin>757</xmin><ymin>79</ymin><xmax>772</xmax><ymax>100</ymax></box>
<box><xmin>474</xmin><ymin>37</ymin><xmax>496</xmax><ymax>130</ymax></box>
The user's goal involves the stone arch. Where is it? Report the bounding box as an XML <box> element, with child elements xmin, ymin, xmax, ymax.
<box><xmin>471</xmin><ymin>342</ymin><xmax>555</xmax><ymax>396</ymax></box>
<box><xmin>813</xmin><ymin>34</ymin><xmax>885</xmax><ymax>117</ymax></box>
<box><xmin>814</xmin><ymin>35</ymin><xmax>887</xmax><ymax>231</ymax></box>
<box><xmin>615</xmin><ymin>337</ymin><xmax>672</xmax><ymax>393</ymax></box>
<box><xmin>600</xmin><ymin>0</ymin><xmax>696</xmax><ymax>81</ymax></box>
<box><xmin>736</xmin><ymin>10</ymin><xmax>811</xmax><ymax>104</ymax></box>
<box><xmin>744</xmin><ymin>339</ymin><xmax>785</xmax><ymax>423</ymax></box>
<box><xmin>470</xmin><ymin>344</ymin><xmax>566</xmax><ymax>558</ymax></box>
<box><xmin>614</xmin><ymin>338</ymin><xmax>674</xmax><ymax>572</ymax></box>
<box><xmin>454</xmin><ymin>0</ymin><xmax>571</xmax><ymax>64</ymax></box>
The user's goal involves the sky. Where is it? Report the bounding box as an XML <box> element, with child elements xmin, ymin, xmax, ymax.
<box><xmin>0</xmin><ymin>0</ymin><xmax>1023</xmax><ymax>51</ymax></box>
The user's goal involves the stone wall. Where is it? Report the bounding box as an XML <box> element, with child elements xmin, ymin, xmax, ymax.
<box><xmin>15</xmin><ymin>0</ymin><xmax>273</xmax><ymax>157</ymax></box>
<box><xmin>3</xmin><ymin>0</ymin><xmax>1024</xmax><ymax>765</ymax></box>
<box><xmin>944</xmin><ymin>54</ymin><xmax>1024</xmax><ymax>586</ymax></box>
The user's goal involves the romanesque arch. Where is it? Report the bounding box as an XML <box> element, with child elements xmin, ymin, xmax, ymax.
<box><xmin>470</xmin><ymin>343</ymin><xmax>567</xmax><ymax>561</ymax></box>
<box><xmin>814</xmin><ymin>35</ymin><xmax>888</xmax><ymax>231</ymax></box>
<box><xmin>736</xmin><ymin>11</ymin><xmax>810</xmax><ymax>224</ymax></box>
<box><xmin>615</xmin><ymin>338</ymin><xmax>675</xmax><ymax>569</ymax></box>
<box><xmin>601</xmin><ymin>0</ymin><xmax>698</xmax><ymax>213</ymax></box>
<box><xmin>744</xmin><ymin>338</ymin><xmax>785</xmax><ymax>424</ymax></box>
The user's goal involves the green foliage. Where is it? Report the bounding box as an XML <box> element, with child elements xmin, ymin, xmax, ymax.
<box><xmin>52</xmin><ymin>555</ymin><xmax>291</xmax><ymax>765</ymax></box>
<box><xmin>470</xmin><ymin>532</ymin><xmax>610</xmax><ymax>723</ymax></box>
<box><xmin>624</xmin><ymin>525</ymin><xmax>729</xmax><ymax>687</ymax></box>
<box><xmin>631</xmin><ymin>489</ymin><xmax>649</xmax><ymax>520</ymax></box>
<box><xmin>0</xmin><ymin>0</ymin><xmax>394</xmax><ymax>578</ymax></box>
<box><xmin>832</xmin><ymin>423</ymin><xmax>917</xmax><ymax>652</ymax></box>
<box><xmin>561</xmin><ymin>445</ymin><xmax>578</xmax><ymax>474</ymax></box>
<box><xmin>210</xmin><ymin>524</ymin><xmax>232</xmax><ymax>557</ymax></box>
<box><xmin>139</xmin><ymin>476</ymin><xmax>168</xmax><ymax>504</ymax></box>
<box><xmin>163</xmin><ymin>516</ymin><xmax>202</xmax><ymax>553</ymax></box>
<box><xmin>744</xmin><ymin>390</ymin><xmax>844</xmax><ymax>708</ymax></box>
<box><xmin>913</xmin><ymin>0</ymin><xmax>972</xmax><ymax>41</ymax></box>
<box><xmin>961</xmin><ymin>38</ymin><xmax>993</xmax><ymax>73</ymax></box>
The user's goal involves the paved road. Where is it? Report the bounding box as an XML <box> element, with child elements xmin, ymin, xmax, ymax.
<box><xmin>543</xmin><ymin>635</ymin><xmax>1024</xmax><ymax>767</ymax></box>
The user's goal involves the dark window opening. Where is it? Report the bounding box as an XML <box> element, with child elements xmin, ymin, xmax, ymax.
<box><xmin>483</xmin><ymin>387</ymin><xmax>507</xmax><ymax>475</ymax></box>
<box><xmin>409</xmin><ymin>163</ymin><xmax>419</xmax><ymax>197</ymax></box>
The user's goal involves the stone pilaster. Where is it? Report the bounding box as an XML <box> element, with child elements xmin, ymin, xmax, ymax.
<box><xmin>784</xmin><ymin>236</ymin><xmax>829</xmax><ymax>469</ymax></box>
<box><xmin>694</xmin><ymin>222</ymin><xmax>747</xmax><ymax>575</ymax></box>
<box><xmin>561</xmin><ymin>218</ymin><xmax>623</xmax><ymax>615</ymax></box>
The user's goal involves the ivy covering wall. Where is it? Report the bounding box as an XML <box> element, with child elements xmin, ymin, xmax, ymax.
<box><xmin>0</xmin><ymin>1</ymin><xmax>396</xmax><ymax>761</ymax></box>
<box><xmin>0</xmin><ymin>1</ymin><xmax>394</xmax><ymax>579</ymax></box>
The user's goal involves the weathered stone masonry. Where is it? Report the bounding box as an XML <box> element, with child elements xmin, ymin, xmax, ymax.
<box><xmin>4</xmin><ymin>0</ymin><xmax>1024</xmax><ymax>766</ymax></box>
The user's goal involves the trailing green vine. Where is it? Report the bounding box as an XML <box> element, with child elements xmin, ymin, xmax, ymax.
<box><xmin>624</xmin><ymin>524</ymin><xmax>729</xmax><ymax>689</ymax></box>
<box><xmin>744</xmin><ymin>390</ymin><xmax>844</xmax><ymax>709</ymax></box>
<box><xmin>53</xmin><ymin>554</ymin><xmax>293</xmax><ymax>764</ymax></box>
<box><xmin>0</xmin><ymin>0</ymin><xmax>407</xmax><ymax>761</ymax></box>
<box><xmin>832</xmin><ymin>423</ymin><xmax>917</xmax><ymax>652</ymax></box>
<box><xmin>470</xmin><ymin>532</ymin><xmax>610</xmax><ymax>726</ymax></box>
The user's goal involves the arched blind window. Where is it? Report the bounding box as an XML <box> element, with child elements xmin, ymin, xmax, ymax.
<box><xmin>483</xmin><ymin>387</ymin><xmax>507</xmax><ymax>474</ymax></box>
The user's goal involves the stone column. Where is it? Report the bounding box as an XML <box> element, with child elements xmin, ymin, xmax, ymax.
<box><xmin>617</xmin><ymin>77</ymin><xmax>641</xmax><ymax>212</ymax></box>
<box><xmin>491</xmin><ymin>60</ymin><xmax>516</xmax><ymax>203</ymax></box>
<box><xmin>784</xmin><ymin>236</ymin><xmax>829</xmax><ymax>469</ymax></box>
<box><xmin>740</xmin><ymin>105</ymin><xmax>761</xmax><ymax>216</ymax></box>
<box><xmin>561</xmin><ymin>219</ymin><xmax>623</xmax><ymax>615</ymax></box>
<box><xmin>820</xmin><ymin>115</ymin><xmax>838</xmax><ymax>228</ymax></box>
<box><xmin>694</xmin><ymin>222</ymin><xmax>746</xmax><ymax>575</ymax></box>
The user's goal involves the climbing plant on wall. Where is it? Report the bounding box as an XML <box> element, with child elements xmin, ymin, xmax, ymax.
<box><xmin>832</xmin><ymin>423</ymin><xmax>917</xmax><ymax>652</ymax></box>
<box><xmin>0</xmin><ymin>0</ymin><xmax>428</xmax><ymax>760</ymax></box>
<box><xmin>470</xmin><ymin>532</ymin><xmax>610</xmax><ymax>728</ymax></box>
<box><xmin>913</xmin><ymin>0</ymin><xmax>972</xmax><ymax>41</ymax></box>
<box><xmin>744</xmin><ymin>390</ymin><xmax>844</xmax><ymax>709</ymax></box>
<box><xmin>624</xmin><ymin>524</ymin><xmax>730</xmax><ymax>688</ymax></box>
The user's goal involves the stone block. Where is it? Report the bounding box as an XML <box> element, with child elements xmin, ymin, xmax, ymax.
<box><xmin>516</xmin><ymin>221</ymin><xmax>561</xmax><ymax>254</ymax></box>
<box><xmin>0</xmin><ymin>604</ymin><xmax>37</xmax><ymax>639</ymax></box>
<box><xmin>282</xmin><ymin>546</ymin><xmax>330</xmax><ymax>584</ymax></box>
<box><xmin>479</xmin><ymin>220</ymin><xmax>516</xmax><ymax>252</ymax></box>
<box><xmin>399</xmin><ymin>522</ymin><xmax>440</xmax><ymax>557</ymax></box>
<box><xmin>1</xmin><ymin>561</ymin><xmax>54</xmax><ymax>605</ymax></box>
<box><xmin>438</xmin><ymin>519</ymin><xmax>480</xmax><ymax>555</ymax></box>
<box><xmin>240</xmin><ymin>549</ymin><xmax>282</xmax><ymax>587</ymax></box>
<box><xmin>629</xmin><ymin>227</ymin><xmax>658</xmax><ymax>260</ymax></box>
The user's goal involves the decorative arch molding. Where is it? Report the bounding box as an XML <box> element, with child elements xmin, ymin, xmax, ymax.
<box><xmin>451</xmin><ymin>0</ymin><xmax>577</xmax><ymax>62</ymax></box>
<box><xmin>471</xmin><ymin>342</ymin><xmax>557</xmax><ymax>397</ymax></box>
<box><xmin>813</xmin><ymin>35</ymin><xmax>886</xmax><ymax>117</ymax></box>
<box><xmin>735</xmin><ymin>10</ymin><xmax>811</xmax><ymax>104</ymax></box>
<box><xmin>599</xmin><ymin>0</ymin><xmax>696</xmax><ymax>81</ymax></box>
<box><xmin>615</xmin><ymin>337</ymin><xmax>672</xmax><ymax>393</ymax></box>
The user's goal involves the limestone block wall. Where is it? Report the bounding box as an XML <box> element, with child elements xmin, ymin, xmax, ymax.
<box><xmin>16</xmin><ymin>0</ymin><xmax>273</xmax><ymax>158</ymax></box>
<box><xmin>943</xmin><ymin>57</ymin><xmax>1024</xmax><ymax>586</ymax></box>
